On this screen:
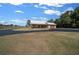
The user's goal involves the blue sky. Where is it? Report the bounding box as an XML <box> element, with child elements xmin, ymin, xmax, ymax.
<box><xmin>0</xmin><ymin>3</ymin><xmax>79</xmax><ymax>26</ymax></box>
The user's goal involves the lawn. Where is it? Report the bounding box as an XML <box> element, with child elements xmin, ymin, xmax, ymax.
<box><xmin>0</xmin><ymin>31</ymin><xmax>79</xmax><ymax>55</ymax></box>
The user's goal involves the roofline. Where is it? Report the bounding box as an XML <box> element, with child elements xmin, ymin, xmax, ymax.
<box><xmin>30</xmin><ymin>23</ymin><xmax>56</xmax><ymax>25</ymax></box>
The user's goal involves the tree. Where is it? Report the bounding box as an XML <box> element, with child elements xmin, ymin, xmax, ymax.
<box><xmin>74</xmin><ymin>7</ymin><xmax>79</xmax><ymax>22</ymax></box>
<box><xmin>50</xmin><ymin>7</ymin><xmax>79</xmax><ymax>28</ymax></box>
<box><xmin>59</xmin><ymin>11</ymin><xmax>73</xmax><ymax>28</ymax></box>
<box><xmin>27</xmin><ymin>20</ymin><xmax>31</xmax><ymax>26</ymax></box>
<box><xmin>47</xmin><ymin>19</ymin><xmax>54</xmax><ymax>22</ymax></box>
<box><xmin>70</xmin><ymin>7</ymin><xmax>79</xmax><ymax>27</ymax></box>
<box><xmin>54</xmin><ymin>18</ymin><xmax>61</xmax><ymax>28</ymax></box>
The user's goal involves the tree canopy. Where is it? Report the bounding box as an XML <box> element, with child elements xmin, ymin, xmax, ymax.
<box><xmin>27</xmin><ymin>20</ymin><xmax>31</xmax><ymax>26</ymax></box>
<box><xmin>48</xmin><ymin>7</ymin><xmax>79</xmax><ymax>28</ymax></box>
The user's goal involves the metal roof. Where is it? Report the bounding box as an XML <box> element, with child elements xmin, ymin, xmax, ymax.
<box><xmin>46</xmin><ymin>22</ymin><xmax>56</xmax><ymax>25</ymax></box>
<box><xmin>30</xmin><ymin>20</ymin><xmax>56</xmax><ymax>25</ymax></box>
<box><xmin>30</xmin><ymin>20</ymin><xmax>46</xmax><ymax>24</ymax></box>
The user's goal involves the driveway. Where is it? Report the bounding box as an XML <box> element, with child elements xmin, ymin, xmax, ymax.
<box><xmin>0</xmin><ymin>28</ymin><xmax>79</xmax><ymax>36</ymax></box>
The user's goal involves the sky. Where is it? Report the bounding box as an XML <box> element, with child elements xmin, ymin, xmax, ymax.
<box><xmin>0</xmin><ymin>3</ymin><xmax>79</xmax><ymax>26</ymax></box>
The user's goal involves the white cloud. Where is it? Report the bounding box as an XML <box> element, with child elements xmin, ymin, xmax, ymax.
<box><xmin>0</xmin><ymin>20</ymin><xmax>5</xmax><ymax>24</ymax></box>
<box><xmin>31</xmin><ymin>17</ymin><xmax>48</xmax><ymax>20</ymax></box>
<box><xmin>11</xmin><ymin>19</ymin><xmax>21</xmax><ymax>23</ymax></box>
<box><xmin>9</xmin><ymin>2</ymin><xmax>23</xmax><ymax>6</ymax></box>
<box><xmin>0</xmin><ymin>0</ymin><xmax>24</xmax><ymax>5</ymax></box>
<box><xmin>0</xmin><ymin>4</ymin><xmax>2</xmax><ymax>7</ymax></box>
<box><xmin>0</xmin><ymin>20</ymin><xmax>12</xmax><ymax>25</ymax></box>
<box><xmin>0</xmin><ymin>19</ymin><xmax>27</xmax><ymax>26</ymax></box>
<box><xmin>31</xmin><ymin>17</ymin><xmax>37</xmax><ymax>19</ymax></box>
<box><xmin>34</xmin><ymin>4</ymin><xmax>48</xmax><ymax>9</ymax></box>
<box><xmin>10</xmin><ymin>19</ymin><xmax>26</xmax><ymax>25</ymax></box>
<box><xmin>0</xmin><ymin>0</ymin><xmax>78</xmax><ymax>5</ymax></box>
<box><xmin>11</xmin><ymin>19</ymin><xmax>25</xmax><ymax>23</ymax></box>
<box><xmin>44</xmin><ymin>10</ymin><xmax>61</xmax><ymax>16</ymax></box>
<box><xmin>62</xmin><ymin>7</ymin><xmax>74</xmax><ymax>13</ymax></box>
<box><xmin>65</xmin><ymin>7</ymin><xmax>74</xmax><ymax>11</ymax></box>
<box><xmin>34</xmin><ymin>3</ymin><xmax>64</xmax><ymax>10</ymax></box>
<box><xmin>40</xmin><ymin>6</ymin><xmax>48</xmax><ymax>9</ymax></box>
<box><xmin>44</xmin><ymin>10</ymin><xmax>53</xmax><ymax>14</ymax></box>
<box><xmin>39</xmin><ymin>3</ymin><xmax>65</xmax><ymax>7</ymax></box>
<box><xmin>34</xmin><ymin>5</ymin><xmax>39</xmax><ymax>8</ymax></box>
<box><xmin>40</xmin><ymin>17</ymin><xmax>48</xmax><ymax>20</ymax></box>
<box><xmin>15</xmin><ymin>10</ymin><xmax>24</xmax><ymax>13</ymax></box>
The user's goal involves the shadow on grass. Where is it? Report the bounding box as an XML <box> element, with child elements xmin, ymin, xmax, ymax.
<box><xmin>0</xmin><ymin>28</ymin><xmax>79</xmax><ymax>36</ymax></box>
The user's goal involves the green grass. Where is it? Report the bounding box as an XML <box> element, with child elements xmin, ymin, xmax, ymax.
<box><xmin>0</xmin><ymin>32</ymin><xmax>79</xmax><ymax>54</ymax></box>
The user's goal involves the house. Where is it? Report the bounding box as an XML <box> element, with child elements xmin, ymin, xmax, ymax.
<box><xmin>30</xmin><ymin>20</ymin><xmax>56</xmax><ymax>29</ymax></box>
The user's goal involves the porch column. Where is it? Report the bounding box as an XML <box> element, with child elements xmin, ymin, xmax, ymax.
<box><xmin>39</xmin><ymin>25</ymin><xmax>41</xmax><ymax>28</ymax></box>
